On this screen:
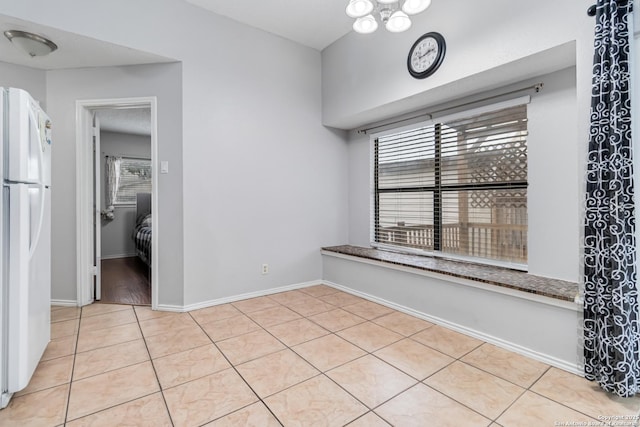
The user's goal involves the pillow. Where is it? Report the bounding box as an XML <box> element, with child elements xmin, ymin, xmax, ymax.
<box><xmin>141</xmin><ymin>214</ymin><xmax>152</xmax><ymax>228</ymax></box>
<box><xmin>136</xmin><ymin>213</ymin><xmax>152</xmax><ymax>227</ymax></box>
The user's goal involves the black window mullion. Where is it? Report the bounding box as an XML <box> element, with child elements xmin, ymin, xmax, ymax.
<box><xmin>374</xmin><ymin>138</ymin><xmax>380</xmax><ymax>242</ymax></box>
<box><xmin>434</xmin><ymin>123</ymin><xmax>442</xmax><ymax>252</ymax></box>
<box><xmin>373</xmin><ymin>103</ymin><xmax>528</xmax><ymax>265</ymax></box>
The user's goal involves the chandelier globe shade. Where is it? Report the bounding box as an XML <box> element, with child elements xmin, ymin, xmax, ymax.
<box><xmin>386</xmin><ymin>11</ymin><xmax>411</xmax><ymax>32</ymax></box>
<box><xmin>402</xmin><ymin>0</ymin><xmax>431</xmax><ymax>15</ymax></box>
<box><xmin>346</xmin><ymin>0</ymin><xmax>374</xmax><ymax>18</ymax></box>
<box><xmin>347</xmin><ymin>0</ymin><xmax>432</xmax><ymax>34</ymax></box>
<box><xmin>353</xmin><ymin>15</ymin><xmax>379</xmax><ymax>34</ymax></box>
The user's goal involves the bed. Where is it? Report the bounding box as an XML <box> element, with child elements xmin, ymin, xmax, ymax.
<box><xmin>133</xmin><ymin>192</ymin><xmax>152</xmax><ymax>267</ymax></box>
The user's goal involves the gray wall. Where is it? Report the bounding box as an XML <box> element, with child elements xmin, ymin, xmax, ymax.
<box><xmin>0</xmin><ymin>0</ymin><xmax>609</xmax><ymax>311</ymax></box>
<box><xmin>99</xmin><ymin>131</ymin><xmax>151</xmax><ymax>259</ymax></box>
<box><xmin>45</xmin><ymin>62</ymin><xmax>184</xmax><ymax>305</ymax></box>
<box><xmin>322</xmin><ymin>0</ymin><xmax>593</xmax><ymax>284</ymax></box>
<box><xmin>347</xmin><ymin>68</ymin><xmax>579</xmax><ymax>282</ymax></box>
<box><xmin>321</xmin><ymin>0</ymin><xmax>591</xmax><ymax>130</ymax></box>
<box><xmin>323</xmin><ymin>254</ymin><xmax>581</xmax><ymax>372</ymax></box>
<box><xmin>319</xmin><ymin>0</ymin><xmax>593</xmax><ymax>372</ymax></box>
<box><xmin>1</xmin><ymin>0</ymin><xmax>349</xmax><ymax>308</ymax></box>
<box><xmin>0</xmin><ymin>61</ymin><xmax>46</xmax><ymax>108</ymax></box>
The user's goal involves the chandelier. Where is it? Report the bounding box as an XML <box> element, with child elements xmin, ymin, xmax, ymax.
<box><xmin>346</xmin><ymin>0</ymin><xmax>432</xmax><ymax>34</ymax></box>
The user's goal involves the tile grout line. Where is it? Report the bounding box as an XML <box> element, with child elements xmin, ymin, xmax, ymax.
<box><xmin>321</xmin><ymin>286</ymin><xmax>624</xmax><ymax>422</ymax></box>
<box><xmin>60</xmin><ymin>299</ymin><xmax>465</xmax><ymax>425</ymax></box>
<box><xmin>280</xmin><ymin>303</ymin><xmax>500</xmax><ymax>424</ymax></box>
<box><xmin>247</xmin><ymin>295</ymin><xmax>407</xmax><ymax>425</ymax></box>
<box><xmin>132</xmin><ymin>306</ymin><xmax>177</xmax><ymax>427</ymax></box>
<box><xmin>203</xmin><ymin>292</ymin><xmax>396</xmax><ymax>424</ymax></box>
<box><xmin>271</xmin><ymin>294</ymin><xmax>433</xmax><ymax>424</ymax></box>
<box><xmin>62</xmin><ymin>306</ymin><xmax>82</xmax><ymax>425</ymax></box>
<box><xmin>526</xmin><ymin>385</ymin><xmax>603</xmax><ymax>422</ymax></box>
<box><xmin>525</xmin><ymin>366</ymin><xmax>608</xmax><ymax>422</ymax></box>
<box><xmin>349</xmin><ymin>312</ymin><xmax>545</xmax><ymax>423</ymax></box>
<box><xmin>187</xmin><ymin>306</ymin><xmax>286</xmax><ymax>426</ymax></box>
<box><xmin>42</xmin><ymin>290</ymin><xmax>631</xmax><ymax>426</ymax></box>
<box><xmin>62</xmin><ymin>306</ymin><xmax>162</xmax><ymax>425</ymax></box>
<box><xmin>247</xmin><ymin>303</ymin><xmax>374</xmax><ymax>425</ymax></box>
<box><xmin>370</xmin><ymin>343</ymin><xmax>504</xmax><ymax>424</ymax></box>
<box><xmin>365</xmin><ymin>318</ymin><xmax>603</xmax><ymax>424</ymax></box>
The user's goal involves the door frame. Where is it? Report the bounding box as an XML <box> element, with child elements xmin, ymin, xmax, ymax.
<box><xmin>75</xmin><ymin>97</ymin><xmax>159</xmax><ymax>309</ymax></box>
<box><xmin>93</xmin><ymin>113</ymin><xmax>101</xmax><ymax>301</ymax></box>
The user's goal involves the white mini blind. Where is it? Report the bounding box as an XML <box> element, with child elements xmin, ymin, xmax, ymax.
<box><xmin>374</xmin><ymin>104</ymin><xmax>528</xmax><ymax>265</ymax></box>
<box><xmin>115</xmin><ymin>157</ymin><xmax>152</xmax><ymax>205</ymax></box>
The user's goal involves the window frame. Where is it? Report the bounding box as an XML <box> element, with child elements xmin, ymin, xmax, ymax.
<box><xmin>113</xmin><ymin>156</ymin><xmax>152</xmax><ymax>206</ymax></box>
<box><xmin>370</xmin><ymin>96</ymin><xmax>530</xmax><ymax>270</ymax></box>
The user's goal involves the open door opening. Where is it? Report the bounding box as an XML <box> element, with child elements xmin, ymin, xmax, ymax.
<box><xmin>76</xmin><ymin>97</ymin><xmax>158</xmax><ymax>309</ymax></box>
<box><xmin>95</xmin><ymin>108</ymin><xmax>152</xmax><ymax>305</ymax></box>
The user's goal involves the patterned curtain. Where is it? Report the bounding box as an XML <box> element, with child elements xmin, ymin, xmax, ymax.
<box><xmin>102</xmin><ymin>156</ymin><xmax>121</xmax><ymax>221</ymax></box>
<box><xmin>584</xmin><ymin>0</ymin><xmax>638</xmax><ymax>397</ymax></box>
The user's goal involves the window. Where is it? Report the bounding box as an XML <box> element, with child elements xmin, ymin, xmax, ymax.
<box><xmin>373</xmin><ymin>102</ymin><xmax>528</xmax><ymax>266</ymax></box>
<box><xmin>115</xmin><ymin>157</ymin><xmax>151</xmax><ymax>205</ymax></box>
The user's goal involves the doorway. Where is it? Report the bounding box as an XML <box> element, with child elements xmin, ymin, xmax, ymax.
<box><xmin>76</xmin><ymin>97</ymin><xmax>159</xmax><ymax>309</ymax></box>
<box><xmin>96</xmin><ymin>108</ymin><xmax>152</xmax><ymax>305</ymax></box>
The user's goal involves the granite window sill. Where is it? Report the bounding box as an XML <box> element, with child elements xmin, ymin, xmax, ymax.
<box><xmin>321</xmin><ymin>245</ymin><xmax>579</xmax><ymax>303</ymax></box>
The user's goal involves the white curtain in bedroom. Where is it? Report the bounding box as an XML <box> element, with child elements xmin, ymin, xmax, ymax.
<box><xmin>103</xmin><ymin>156</ymin><xmax>121</xmax><ymax>220</ymax></box>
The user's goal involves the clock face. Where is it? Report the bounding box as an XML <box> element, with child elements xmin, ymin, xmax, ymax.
<box><xmin>408</xmin><ymin>32</ymin><xmax>446</xmax><ymax>79</ymax></box>
<box><xmin>411</xmin><ymin>37</ymin><xmax>439</xmax><ymax>73</ymax></box>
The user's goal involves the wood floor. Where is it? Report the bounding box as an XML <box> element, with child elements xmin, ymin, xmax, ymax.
<box><xmin>100</xmin><ymin>257</ymin><xmax>151</xmax><ymax>305</ymax></box>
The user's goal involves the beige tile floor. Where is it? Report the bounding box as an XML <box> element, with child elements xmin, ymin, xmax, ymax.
<box><xmin>2</xmin><ymin>284</ymin><xmax>640</xmax><ymax>426</ymax></box>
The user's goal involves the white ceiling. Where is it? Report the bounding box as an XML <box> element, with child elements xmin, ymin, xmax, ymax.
<box><xmin>96</xmin><ymin>108</ymin><xmax>151</xmax><ymax>136</ymax></box>
<box><xmin>184</xmin><ymin>0</ymin><xmax>353</xmax><ymax>51</ymax></box>
<box><xmin>0</xmin><ymin>2</ymin><xmax>353</xmax><ymax>134</ymax></box>
<box><xmin>0</xmin><ymin>14</ymin><xmax>173</xmax><ymax>70</ymax></box>
<box><xmin>0</xmin><ymin>15</ymin><xmax>165</xmax><ymax>136</ymax></box>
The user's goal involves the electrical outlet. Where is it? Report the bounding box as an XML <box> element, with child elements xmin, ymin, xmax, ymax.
<box><xmin>261</xmin><ymin>263</ymin><xmax>269</xmax><ymax>275</ymax></box>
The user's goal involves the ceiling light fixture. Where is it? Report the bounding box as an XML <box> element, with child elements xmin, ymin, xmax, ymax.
<box><xmin>346</xmin><ymin>0</ymin><xmax>431</xmax><ymax>34</ymax></box>
<box><xmin>4</xmin><ymin>30</ymin><xmax>58</xmax><ymax>57</ymax></box>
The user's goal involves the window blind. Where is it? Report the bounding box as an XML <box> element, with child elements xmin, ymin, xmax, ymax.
<box><xmin>374</xmin><ymin>104</ymin><xmax>528</xmax><ymax>266</ymax></box>
<box><xmin>115</xmin><ymin>157</ymin><xmax>152</xmax><ymax>205</ymax></box>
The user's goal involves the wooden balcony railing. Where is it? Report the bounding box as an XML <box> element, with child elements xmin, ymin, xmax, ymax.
<box><xmin>378</xmin><ymin>223</ymin><xmax>527</xmax><ymax>264</ymax></box>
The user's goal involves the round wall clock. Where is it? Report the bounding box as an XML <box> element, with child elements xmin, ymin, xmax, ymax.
<box><xmin>407</xmin><ymin>32</ymin><xmax>446</xmax><ymax>79</ymax></box>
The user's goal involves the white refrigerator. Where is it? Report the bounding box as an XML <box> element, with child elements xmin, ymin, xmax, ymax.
<box><xmin>0</xmin><ymin>87</ymin><xmax>52</xmax><ymax>408</ymax></box>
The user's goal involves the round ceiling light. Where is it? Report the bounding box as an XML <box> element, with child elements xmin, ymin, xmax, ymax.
<box><xmin>4</xmin><ymin>30</ymin><xmax>58</xmax><ymax>57</ymax></box>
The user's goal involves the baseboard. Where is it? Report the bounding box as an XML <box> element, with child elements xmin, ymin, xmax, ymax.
<box><xmin>153</xmin><ymin>277</ymin><xmax>580</xmax><ymax>376</ymax></box>
<box><xmin>153</xmin><ymin>304</ymin><xmax>186</xmax><ymax>313</ymax></box>
<box><xmin>322</xmin><ymin>280</ymin><xmax>582</xmax><ymax>376</ymax></box>
<box><xmin>51</xmin><ymin>299</ymin><xmax>78</xmax><ymax>307</ymax></box>
<box><xmin>156</xmin><ymin>279</ymin><xmax>325</xmax><ymax>313</ymax></box>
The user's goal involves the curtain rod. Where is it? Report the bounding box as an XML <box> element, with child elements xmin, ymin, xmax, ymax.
<box><xmin>589</xmin><ymin>3</ymin><xmax>635</xmax><ymax>16</ymax></box>
<box><xmin>104</xmin><ymin>154</ymin><xmax>151</xmax><ymax>160</ymax></box>
<box><xmin>357</xmin><ymin>82</ymin><xmax>543</xmax><ymax>135</ymax></box>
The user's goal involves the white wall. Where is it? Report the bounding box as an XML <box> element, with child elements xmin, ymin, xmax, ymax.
<box><xmin>0</xmin><ymin>61</ymin><xmax>46</xmax><ymax>108</ymax></box>
<box><xmin>99</xmin><ymin>131</ymin><xmax>151</xmax><ymax>259</ymax></box>
<box><xmin>45</xmin><ymin>63</ymin><xmax>184</xmax><ymax>305</ymax></box>
<box><xmin>0</xmin><ymin>0</ymin><xmax>349</xmax><ymax>308</ymax></box>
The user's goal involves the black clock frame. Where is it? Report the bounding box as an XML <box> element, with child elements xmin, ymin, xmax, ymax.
<box><xmin>407</xmin><ymin>32</ymin><xmax>446</xmax><ymax>79</ymax></box>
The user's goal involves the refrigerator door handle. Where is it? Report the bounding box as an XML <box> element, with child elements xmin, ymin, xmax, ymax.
<box><xmin>28</xmin><ymin>106</ymin><xmax>45</xmax><ymax>181</ymax></box>
<box><xmin>28</xmin><ymin>183</ymin><xmax>46</xmax><ymax>260</ymax></box>
<box><xmin>27</xmin><ymin>106</ymin><xmax>46</xmax><ymax>260</ymax></box>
